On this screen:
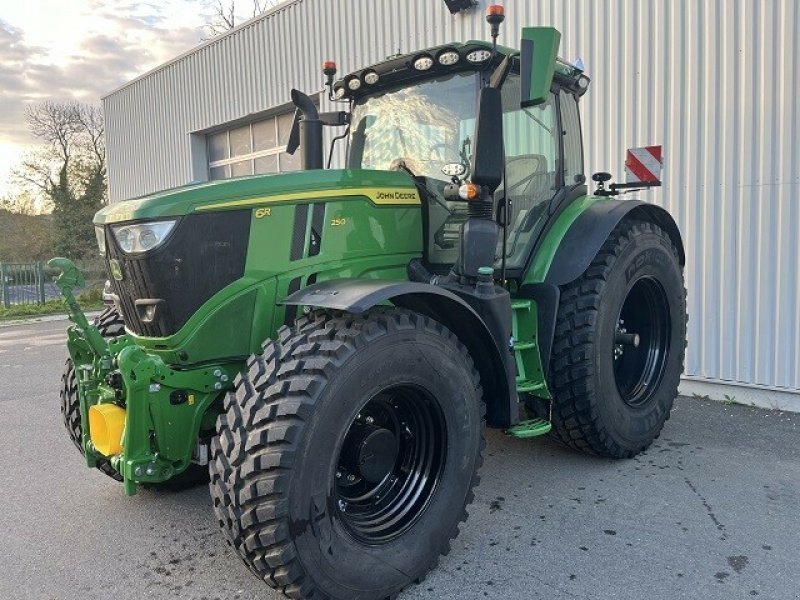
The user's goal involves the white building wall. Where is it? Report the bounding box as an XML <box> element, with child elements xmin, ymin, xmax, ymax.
<box><xmin>103</xmin><ymin>0</ymin><xmax>800</xmax><ymax>400</ymax></box>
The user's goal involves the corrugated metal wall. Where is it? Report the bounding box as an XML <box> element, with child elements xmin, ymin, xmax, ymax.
<box><xmin>103</xmin><ymin>0</ymin><xmax>800</xmax><ymax>394</ymax></box>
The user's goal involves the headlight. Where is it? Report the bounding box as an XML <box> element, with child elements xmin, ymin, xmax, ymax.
<box><xmin>111</xmin><ymin>220</ymin><xmax>177</xmax><ymax>254</ymax></box>
<box><xmin>95</xmin><ymin>226</ymin><xmax>106</xmax><ymax>255</ymax></box>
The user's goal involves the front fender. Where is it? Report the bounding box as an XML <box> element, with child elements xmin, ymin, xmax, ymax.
<box><xmin>284</xmin><ymin>278</ymin><xmax>517</xmax><ymax>428</ymax></box>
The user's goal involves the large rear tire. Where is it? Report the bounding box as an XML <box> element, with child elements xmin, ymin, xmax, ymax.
<box><xmin>549</xmin><ymin>219</ymin><xmax>687</xmax><ymax>458</ymax></box>
<box><xmin>209</xmin><ymin>308</ymin><xmax>485</xmax><ymax>600</ymax></box>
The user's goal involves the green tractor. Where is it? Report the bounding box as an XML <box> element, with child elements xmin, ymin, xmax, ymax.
<box><xmin>53</xmin><ymin>10</ymin><xmax>686</xmax><ymax>600</ymax></box>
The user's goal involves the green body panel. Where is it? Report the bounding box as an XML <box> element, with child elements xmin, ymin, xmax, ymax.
<box><xmin>99</xmin><ymin>167</ymin><xmax>422</xmax><ymax>364</ymax></box>
<box><xmin>94</xmin><ymin>169</ymin><xmax>421</xmax><ymax>223</ymax></box>
<box><xmin>127</xmin><ymin>177</ymin><xmax>422</xmax><ymax>364</ymax></box>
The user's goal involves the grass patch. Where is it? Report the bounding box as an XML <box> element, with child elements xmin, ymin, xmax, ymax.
<box><xmin>0</xmin><ymin>288</ymin><xmax>104</xmax><ymax>322</ymax></box>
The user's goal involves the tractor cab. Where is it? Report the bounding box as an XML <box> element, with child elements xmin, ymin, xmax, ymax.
<box><xmin>339</xmin><ymin>42</ymin><xmax>589</xmax><ymax>279</ymax></box>
<box><xmin>296</xmin><ymin>28</ymin><xmax>589</xmax><ymax>279</ymax></box>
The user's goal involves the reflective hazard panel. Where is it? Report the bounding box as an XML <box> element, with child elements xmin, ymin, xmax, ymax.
<box><xmin>625</xmin><ymin>145</ymin><xmax>663</xmax><ymax>184</ymax></box>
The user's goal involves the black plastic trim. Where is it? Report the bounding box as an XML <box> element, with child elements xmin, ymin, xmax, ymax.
<box><xmin>284</xmin><ymin>277</ymin><xmax>302</xmax><ymax>326</ymax></box>
<box><xmin>105</xmin><ymin>210</ymin><xmax>250</xmax><ymax>337</ymax></box>
<box><xmin>309</xmin><ymin>203</ymin><xmax>325</xmax><ymax>257</ymax></box>
<box><xmin>290</xmin><ymin>204</ymin><xmax>309</xmax><ymax>261</ymax></box>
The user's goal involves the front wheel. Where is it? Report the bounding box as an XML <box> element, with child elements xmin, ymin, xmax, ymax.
<box><xmin>549</xmin><ymin>219</ymin><xmax>687</xmax><ymax>458</ymax></box>
<box><xmin>209</xmin><ymin>308</ymin><xmax>485</xmax><ymax>600</ymax></box>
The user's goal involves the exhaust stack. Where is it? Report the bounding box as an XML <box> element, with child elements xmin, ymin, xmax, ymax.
<box><xmin>289</xmin><ymin>89</ymin><xmax>323</xmax><ymax>170</ymax></box>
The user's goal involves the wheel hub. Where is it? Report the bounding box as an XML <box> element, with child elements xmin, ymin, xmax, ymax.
<box><xmin>334</xmin><ymin>385</ymin><xmax>447</xmax><ymax>544</ymax></box>
<box><xmin>613</xmin><ymin>276</ymin><xmax>671</xmax><ymax>407</ymax></box>
<box><xmin>340</xmin><ymin>423</ymin><xmax>398</xmax><ymax>483</ymax></box>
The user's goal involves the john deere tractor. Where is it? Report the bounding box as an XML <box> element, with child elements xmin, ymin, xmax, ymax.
<box><xmin>53</xmin><ymin>10</ymin><xmax>686</xmax><ymax>600</ymax></box>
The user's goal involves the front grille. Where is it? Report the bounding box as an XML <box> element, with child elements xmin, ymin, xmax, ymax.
<box><xmin>105</xmin><ymin>210</ymin><xmax>251</xmax><ymax>337</ymax></box>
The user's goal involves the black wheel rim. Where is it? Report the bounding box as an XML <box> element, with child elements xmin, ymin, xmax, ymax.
<box><xmin>334</xmin><ymin>384</ymin><xmax>447</xmax><ymax>545</ymax></box>
<box><xmin>613</xmin><ymin>276</ymin><xmax>671</xmax><ymax>407</ymax></box>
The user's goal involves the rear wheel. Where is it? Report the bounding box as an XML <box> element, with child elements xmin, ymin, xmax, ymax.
<box><xmin>209</xmin><ymin>308</ymin><xmax>484</xmax><ymax>600</ymax></box>
<box><xmin>549</xmin><ymin>220</ymin><xmax>687</xmax><ymax>458</ymax></box>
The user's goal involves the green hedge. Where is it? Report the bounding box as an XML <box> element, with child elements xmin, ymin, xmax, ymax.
<box><xmin>0</xmin><ymin>288</ymin><xmax>104</xmax><ymax>321</ymax></box>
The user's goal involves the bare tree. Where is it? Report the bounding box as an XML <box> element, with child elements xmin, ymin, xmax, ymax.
<box><xmin>14</xmin><ymin>102</ymin><xmax>105</xmax><ymax>198</ymax></box>
<box><xmin>206</xmin><ymin>0</ymin><xmax>285</xmax><ymax>36</ymax></box>
<box><xmin>12</xmin><ymin>101</ymin><xmax>107</xmax><ymax>257</ymax></box>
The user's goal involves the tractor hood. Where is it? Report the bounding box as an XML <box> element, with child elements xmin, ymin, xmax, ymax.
<box><xmin>94</xmin><ymin>169</ymin><xmax>420</xmax><ymax>225</ymax></box>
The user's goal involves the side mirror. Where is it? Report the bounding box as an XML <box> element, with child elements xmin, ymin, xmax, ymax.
<box><xmin>470</xmin><ymin>87</ymin><xmax>503</xmax><ymax>192</ymax></box>
<box><xmin>592</xmin><ymin>172</ymin><xmax>612</xmax><ymax>183</ymax></box>
<box><xmin>520</xmin><ymin>27</ymin><xmax>560</xmax><ymax>107</ymax></box>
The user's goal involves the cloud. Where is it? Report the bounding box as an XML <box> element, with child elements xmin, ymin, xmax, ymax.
<box><xmin>0</xmin><ymin>3</ymin><xmax>206</xmax><ymax>148</ymax></box>
<box><xmin>0</xmin><ymin>1</ymin><xmax>209</xmax><ymax>195</ymax></box>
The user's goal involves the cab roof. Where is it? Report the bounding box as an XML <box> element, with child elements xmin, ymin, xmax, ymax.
<box><xmin>332</xmin><ymin>39</ymin><xmax>587</xmax><ymax>101</ymax></box>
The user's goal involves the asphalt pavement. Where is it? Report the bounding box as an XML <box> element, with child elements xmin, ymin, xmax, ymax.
<box><xmin>1</xmin><ymin>318</ymin><xmax>798</xmax><ymax>600</ymax></box>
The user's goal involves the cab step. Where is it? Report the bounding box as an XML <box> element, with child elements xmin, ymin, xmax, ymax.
<box><xmin>510</xmin><ymin>298</ymin><xmax>550</xmax><ymax>398</ymax></box>
<box><xmin>507</xmin><ymin>418</ymin><xmax>552</xmax><ymax>439</ymax></box>
<box><xmin>515</xmin><ymin>378</ymin><xmax>547</xmax><ymax>394</ymax></box>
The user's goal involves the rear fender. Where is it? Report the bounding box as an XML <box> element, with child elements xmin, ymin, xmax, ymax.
<box><xmin>526</xmin><ymin>198</ymin><xmax>683</xmax><ymax>373</ymax></box>
<box><xmin>544</xmin><ymin>199</ymin><xmax>684</xmax><ymax>287</ymax></box>
<box><xmin>284</xmin><ymin>279</ymin><xmax>516</xmax><ymax>428</ymax></box>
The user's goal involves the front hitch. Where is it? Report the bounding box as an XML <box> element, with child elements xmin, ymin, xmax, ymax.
<box><xmin>50</xmin><ymin>257</ymin><xmax>237</xmax><ymax>495</ymax></box>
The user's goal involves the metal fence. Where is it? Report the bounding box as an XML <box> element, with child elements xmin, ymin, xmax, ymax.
<box><xmin>0</xmin><ymin>262</ymin><xmax>51</xmax><ymax>308</ymax></box>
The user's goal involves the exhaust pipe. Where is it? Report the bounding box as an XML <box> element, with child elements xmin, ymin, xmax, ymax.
<box><xmin>290</xmin><ymin>89</ymin><xmax>323</xmax><ymax>170</ymax></box>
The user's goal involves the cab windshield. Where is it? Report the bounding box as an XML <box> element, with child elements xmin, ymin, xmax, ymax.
<box><xmin>347</xmin><ymin>71</ymin><xmax>478</xmax><ymax>178</ymax></box>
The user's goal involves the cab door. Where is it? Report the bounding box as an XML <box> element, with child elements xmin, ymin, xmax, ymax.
<box><xmin>497</xmin><ymin>76</ymin><xmax>586</xmax><ymax>276</ymax></box>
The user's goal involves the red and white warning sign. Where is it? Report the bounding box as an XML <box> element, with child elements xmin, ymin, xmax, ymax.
<box><xmin>625</xmin><ymin>145</ymin><xmax>663</xmax><ymax>184</ymax></box>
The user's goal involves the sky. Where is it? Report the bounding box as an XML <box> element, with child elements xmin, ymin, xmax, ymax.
<box><xmin>0</xmin><ymin>0</ymin><xmax>215</xmax><ymax>199</ymax></box>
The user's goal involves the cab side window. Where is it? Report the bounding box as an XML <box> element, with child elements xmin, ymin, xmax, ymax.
<box><xmin>498</xmin><ymin>73</ymin><xmax>559</xmax><ymax>267</ymax></box>
<box><xmin>560</xmin><ymin>90</ymin><xmax>584</xmax><ymax>185</ymax></box>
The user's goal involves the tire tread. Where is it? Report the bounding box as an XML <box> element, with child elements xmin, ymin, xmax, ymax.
<box><xmin>549</xmin><ymin>219</ymin><xmax>687</xmax><ymax>458</ymax></box>
<box><xmin>209</xmin><ymin>307</ymin><xmax>485</xmax><ymax>600</ymax></box>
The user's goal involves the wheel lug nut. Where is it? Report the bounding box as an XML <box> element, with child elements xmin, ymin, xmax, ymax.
<box><xmin>335</xmin><ymin>471</ymin><xmax>342</xmax><ymax>479</ymax></box>
<box><xmin>365</xmin><ymin>416</ymin><xmax>374</xmax><ymax>425</ymax></box>
<box><xmin>347</xmin><ymin>474</ymin><xmax>356</xmax><ymax>482</ymax></box>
